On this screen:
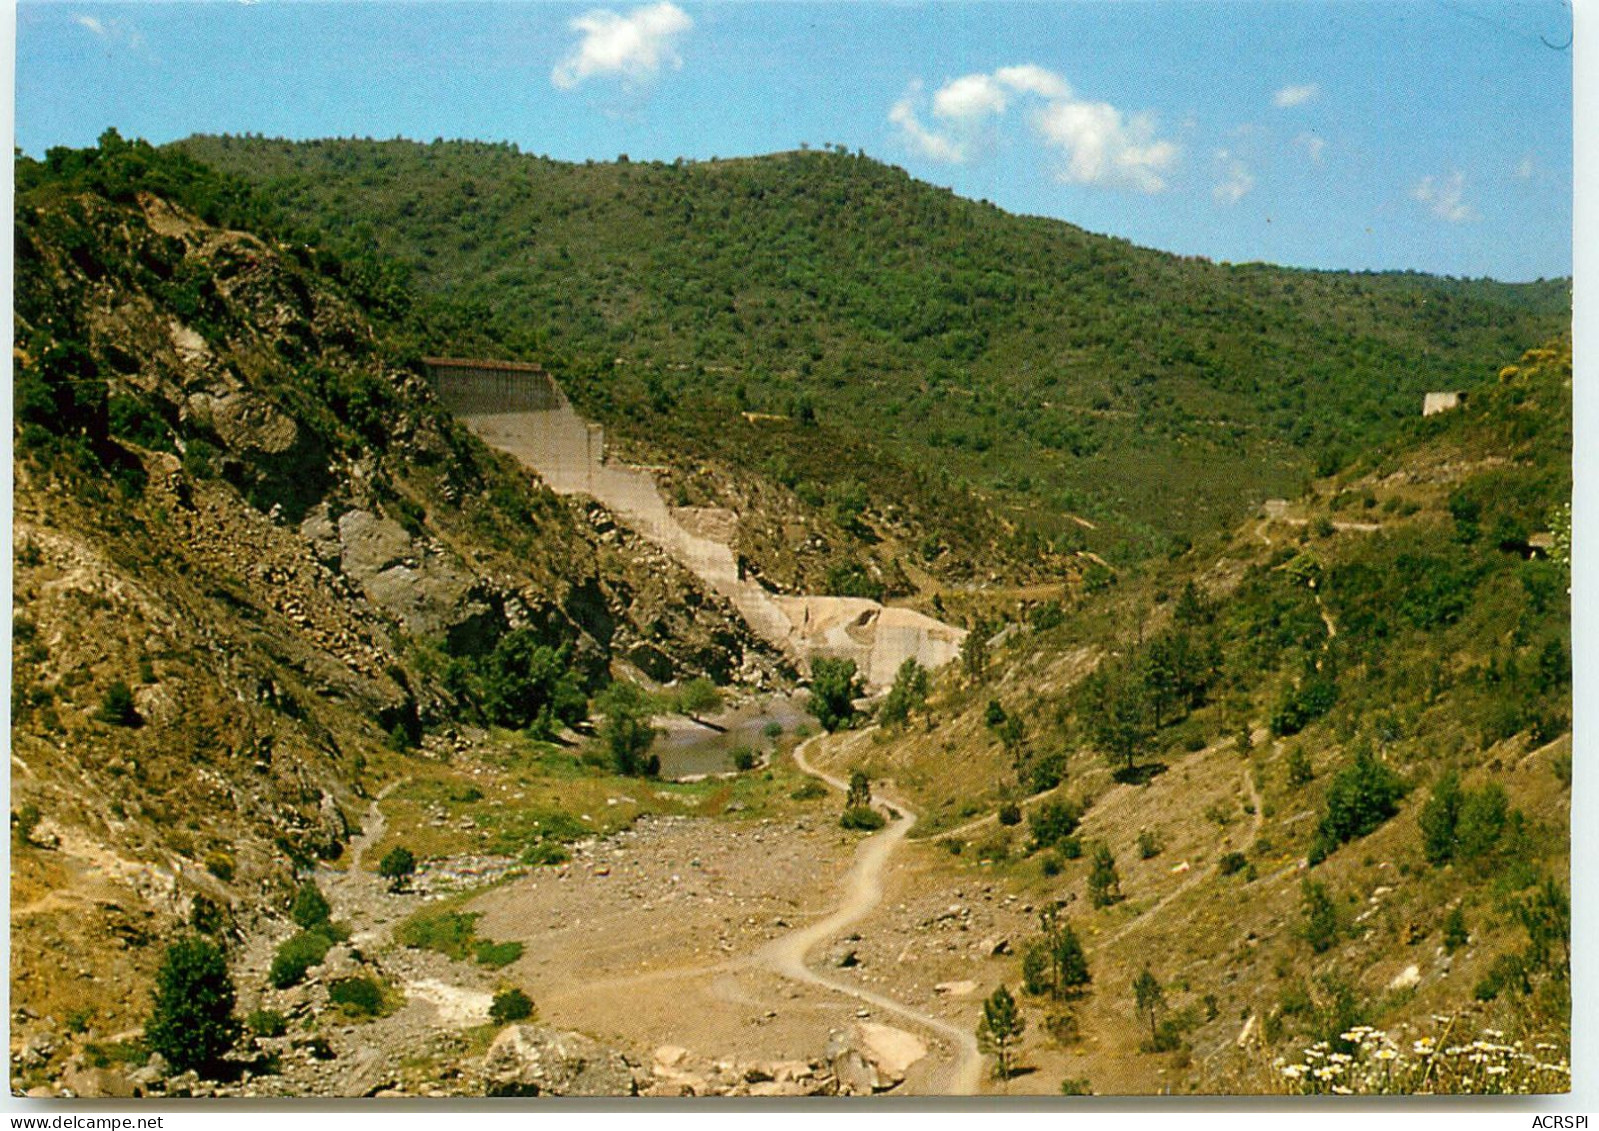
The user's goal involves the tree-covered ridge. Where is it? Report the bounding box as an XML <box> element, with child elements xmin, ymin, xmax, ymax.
<box><xmin>174</xmin><ymin>135</ymin><xmax>1568</xmax><ymax>561</ymax></box>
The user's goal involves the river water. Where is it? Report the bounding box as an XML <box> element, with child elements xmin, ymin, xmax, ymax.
<box><xmin>653</xmin><ymin>691</ymin><xmax>814</xmax><ymax>779</ymax></box>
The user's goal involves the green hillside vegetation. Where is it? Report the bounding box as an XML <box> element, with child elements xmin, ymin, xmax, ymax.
<box><xmin>806</xmin><ymin>338</ymin><xmax>1570</xmax><ymax>1089</ymax></box>
<box><xmin>173</xmin><ymin>135</ymin><xmax>1567</xmax><ymax>569</ymax></box>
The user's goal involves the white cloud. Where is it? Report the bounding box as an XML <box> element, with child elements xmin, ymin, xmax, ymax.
<box><xmin>993</xmin><ymin>64</ymin><xmax>1071</xmax><ymax>100</ymax></box>
<box><xmin>1514</xmin><ymin>154</ymin><xmax>1537</xmax><ymax>180</ymax></box>
<box><xmin>551</xmin><ymin>2</ymin><xmax>692</xmax><ymax>92</ymax></box>
<box><xmin>889</xmin><ymin>90</ymin><xmax>968</xmax><ymax>163</ymax></box>
<box><xmin>1273</xmin><ymin>83</ymin><xmax>1319</xmax><ymax>108</ymax></box>
<box><xmin>889</xmin><ymin>63</ymin><xmax>1177</xmax><ymax>192</ymax></box>
<box><xmin>1032</xmin><ymin>100</ymin><xmax>1178</xmax><ymax>194</ymax></box>
<box><xmin>1212</xmin><ymin>150</ymin><xmax>1254</xmax><ymax>204</ymax></box>
<box><xmin>1294</xmin><ymin>131</ymin><xmax>1326</xmax><ymax>165</ymax></box>
<box><xmin>73</xmin><ymin>13</ymin><xmax>146</xmax><ymax>52</ymax></box>
<box><xmin>1412</xmin><ymin>171</ymin><xmax>1478</xmax><ymax>223</ymax></box>
<box><xmin>932</xmin><ymin>73</ymin><xmax>1010</xmax><ymax>123</ymax></box>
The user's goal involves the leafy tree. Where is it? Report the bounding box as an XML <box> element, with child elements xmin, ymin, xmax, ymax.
<box><xmin>1518</xmin><ymin>877</ymin><xmax>1570</xmax><ymax>974</ymax></box>
<box><xmin>380</xmin><ymin>846</ymin><xmax>417</xmax><ymax>892</ymax></box>
<box><xmin>1131</xmin><ymin>968</ymin><xmax>1166</xmax><ymax>1049</ymax></box>
<box><xmin>961</xmin><ymin>627</ymin><xmax>989</xmax><ymax>683</ymax></box>
<box><xmin>596</xmin><ymin>681</ymin><xmax>659</xmax><ymax>776</ymax></box>
<box><xmin>846</xmin><ymin>769</ymin><xmax>871</xmax><ymax>809</ymax></box>
<box><xmin>1173</xmin><ymin>580</ymin><xmax>1213</xmax><ymax>628</ymax></box>
<box><xmin>479</xmin><ymin>631</ymin><xmax>586</xmax><ymax>734</ymax></box>
<box><xmin>290</xmin><ymin>881</ymin><xmax>332</xmax><ymax>929</ymax></box>
<box><xmin>1310</xmin><ymin>747</ymin><xmax>1405</xmax><ymax>862</ymax></box>
<box><xmin>673</xmin><ymin>677</ymin><xmax>723</xmax><ymax>722</ymax></box>
<box><xmin>145</xmin><ymin>936</ymin><xmax>240</xmax><ymax>1073</ymax></box>
<box><xmin>977</xmin><ymin>984</ymin><xmax>1025</xmax><ymax>1084</ymax></box>
<box><xmin>807</xmin><ymin>657</ymin><xmax>862</xmax><ymax>732</ymax></box>
<box><xmin>878</xmin><ymin>657</ymin><xmax>928</xmax><ymax>726</ymax></box>
<box><xmin>1039</xmin><ymin>906</ymin><xmax>1090</xmax><ymax>998</ymax></box>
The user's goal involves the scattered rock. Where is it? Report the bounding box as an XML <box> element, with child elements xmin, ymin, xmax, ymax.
<box><xmin>1388</xmin><ymin>964</ymin><xmax>1422</xmax><ymax>991</ymax></box>
<box><xmin>482</xmin><ymin>1024</ymin><xmax>639</xmax><ymax>1097</ymax></box>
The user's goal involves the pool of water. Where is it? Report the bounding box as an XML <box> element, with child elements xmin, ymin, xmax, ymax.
<box><xmin>654</xmin><ymin>692</ymin><xmax>812</xmax><ymax>779</ymax></box>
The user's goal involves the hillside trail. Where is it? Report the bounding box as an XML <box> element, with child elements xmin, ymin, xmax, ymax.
<box><xmin>1096</xmin><ymin>756</ymin><xmax>1266</xmax><ymax>952</ymax></box>
<box><xmin>519</xmin><ymin>732</ymin><xmax>984</xmax><ymax>1094</ymax></box>
<box><xmin>322</xmin><ymin>776</ymin><xmax>410</xmax><ymax>950</ymax></box>
<box><xmin>763</xmin><ymin>734</ymin><xmax>985</xmax><ymax>1095</ymax></box>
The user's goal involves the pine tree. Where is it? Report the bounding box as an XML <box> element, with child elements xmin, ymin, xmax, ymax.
<box><xmin>977</xmin><ymin>984</ymin><xmax>1025</xmax><ymax>1084</ymax></box>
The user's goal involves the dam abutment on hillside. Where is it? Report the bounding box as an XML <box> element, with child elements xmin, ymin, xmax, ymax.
<box><xmin>423</xmin><ymin>358</ymin><xmax>966</xmax><ymax>687</ymax></box>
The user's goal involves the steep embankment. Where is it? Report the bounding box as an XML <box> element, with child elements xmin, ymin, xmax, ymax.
<box><xmin>9</xmin><ymin>147</ymin><xmax>771</xmax><ymax>1083</ymax></box>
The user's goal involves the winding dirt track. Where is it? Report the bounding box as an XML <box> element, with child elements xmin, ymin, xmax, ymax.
<box><xmin>770</xmin><ymin>736</ymin><xmax>984</xmax><ymax>1094</ymax></box>
<box><xmin>499</xmin><ymin>734</ymin><xmax>986</xmax><ymax>1093</ymax></box>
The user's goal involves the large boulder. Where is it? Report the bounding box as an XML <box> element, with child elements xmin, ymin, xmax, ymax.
<box><xmin>481</xmin><ymin>1025</ymin><xmax>639</xmax><ymax>1096</ymax></box>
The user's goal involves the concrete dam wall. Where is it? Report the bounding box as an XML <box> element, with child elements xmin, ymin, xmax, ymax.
<box><xmin>425</xmin><ymin>360</ymin><xmax>966</xmax><ymax>687</ymax></box>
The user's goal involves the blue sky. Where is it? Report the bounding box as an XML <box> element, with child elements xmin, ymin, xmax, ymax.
<box><xmin>13</xmin><ymin>0</ymin><xmax>1574</xmax><ymax>281</ymax></box>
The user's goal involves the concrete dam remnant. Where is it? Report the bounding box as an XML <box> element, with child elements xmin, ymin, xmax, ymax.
<box><xmin>424</xmin><ymin>359</ymin><xmax>966</xmax><ymax>687</ymax></box>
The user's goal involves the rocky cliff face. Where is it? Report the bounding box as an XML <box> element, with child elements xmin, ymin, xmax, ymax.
<box><xmin>10</xmin><ymin>183</ymin><xmax>779</xmax><ymax>1061</ymax></box>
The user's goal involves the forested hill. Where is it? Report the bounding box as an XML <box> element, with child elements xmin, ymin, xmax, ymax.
<box><xmin>173</xmin><ymin>135</ymin><xmax>1568</xmax><ymax>562</ymax></box>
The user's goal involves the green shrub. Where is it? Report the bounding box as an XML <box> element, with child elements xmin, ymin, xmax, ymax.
<box><xmin>395</xmin><ymin>909</ymin><xmax>478</xmax><ymax>961</ymax></box>
<box><xmin>1218</xmin><ymin>851</ymin><xmax>1248</xmax><ymax>876</ymax></box>
<box><xmin>1286</xmin><ymin>745</ymin><xmax>1314</xmax><ymax>787</ymax></box>
<box><xmin>290</xmin><ymin>881</ymin><xmax>331</xmax><ymax>929</ymax></box>
<box><xmin>840</xmin><ymin>806</ymin><xmax>886</xmax><ymax>832</ymax></box>
<box><xmin>489</xmin><ymin>987</ymin><xmax>535</xmax><ymax>1024</ymax></box>
<box><xmin>1029</xmin><ymin>798</ymin><xmax>1084</xmax><ymax>851</ymax></box>
<box><xmin>12</xmin><ymin>803</ymin><xmax>42</xmax><ymax>847</ymax></box>
<box><xmin>96</xmin><ymin>681</ymin><xmax>141</xmax><ymax>727</ymax></box>
<box><xmin>204</xmin><ymin>851</ymin><xmax>235</xmax><ymax>882</ymax></box>
<box><xmin>269</xmin><ymin>929</ymin><xmax>334</xmax><ymax>989</ymax></box>
<box><xmin>974</xmin><ymin>834</ymin><xmax>1010</xmax><ymax>862</ymax></box>
<box><xmin>1301</xmin><ymin>879</ymin><xmax>1340</xmax><ymax>954</ymax></box>
<box><xmin>1040</xmin><ymin>852</ymin><xmax>1063</xmax><ymax>877</ymax></box>
<box><xmin>997</xmin><ymin>802</ymin><xmax>1022</xmax><ymax>827</ymax></box>
<box><xmin>520</xmin><ymin>840</ymin><xmax>570</xmax><ymax>866</ymax></box>
<box><xmin>790</xmin><ymin>779</ymin><xmax>828</xmax><ymax>801</ymax></box>
<box><xmin>247</xmin><ymin>1008</ymin><xmax>287</xmax><ymax>1038</ymax></box>
<box><xmin>146</xmin><ymin>936</ymin><xmax>240</xmax><ymax>1071</ymax></box>
<box><xmin>475</xmin><ymin>939</ymin><xmax>525</xmax><ymax>968</ymax></box>
<box><xmin>731</xmin><ymin>745</ymin><xmax>758</xmax><ymax>772</ymax></box>
<box><xmin>1059</xmin><ymin>836</ymin><xmax>1083</xmax><ymax>859</ymax></box>
<box><xmin>1059</xmin><ymin>1077</ymin><xmax>1092</xmax><ymax>1095</ymax></box>
<box><xmin>327</xmin><ymin>976</ymin><xmax>384</xmax><ymax>1016</ymax></box>
<box><xmin>1137</xmin><ymin>830</ymin><xmax>1162</xmax><ymax>859</ymax></box>
<box><xmin>1443</xmin><ymin>905</ymin><xmax>1469</xmax><ymax>954</ymax></box>
<box><xmin>379</xmin><ymin>846</ymin><xmax>417</xmax><ymax>891</ymax></box>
